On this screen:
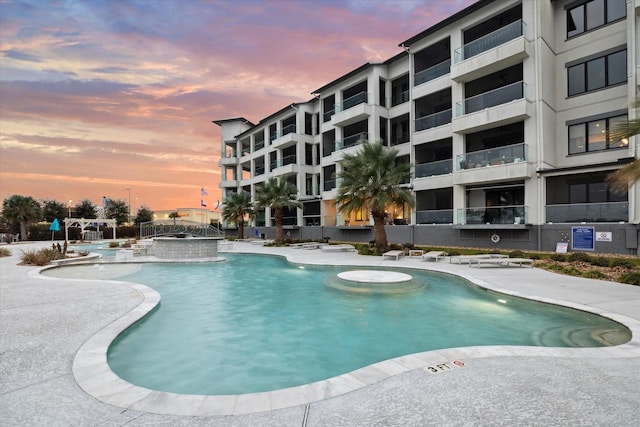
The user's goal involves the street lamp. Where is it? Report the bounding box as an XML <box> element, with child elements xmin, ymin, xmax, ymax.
<box><xmin>68</xmin><ymin>200</ymin><xmax>72</xmax><ymax>218</ymax></box>
<box><xmin>125</xmin><ymin>188</ymin><xmax>131</xmax><ymax>224</ymax></box>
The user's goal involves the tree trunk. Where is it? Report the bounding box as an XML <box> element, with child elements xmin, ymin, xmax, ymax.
<box><xmin>371</xmin><ymin>210</ymin><xmax>388</xmax><ymax>250</ymax></box>
<box><xmin>20</xmin><ymin>221</ymin><xmax>27</xmax><ymax>241</ymax></box>
<box><xmin>274</xmin><ymin>207</ymin><xmax>284</xmax><ymax>243</ymax></box>
<box><xmin>237</xmin><ymin>215</ymin><xmax>244</xmax><ymax>239</ymax></box>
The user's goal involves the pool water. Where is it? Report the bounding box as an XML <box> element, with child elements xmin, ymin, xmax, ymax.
<box><xmin>98</xmin><ymin>254</ymin><xmax>631</xmax><ymax>395</ymax></box>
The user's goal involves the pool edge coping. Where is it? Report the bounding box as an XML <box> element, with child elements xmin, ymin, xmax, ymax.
<box><xmin>60</xmin><ymin>249</ymin><xmax>640</xmax><ymax>417</ymax></box>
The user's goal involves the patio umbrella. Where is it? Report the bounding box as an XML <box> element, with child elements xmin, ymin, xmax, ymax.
<box><xmin>49</xmin><ymin>218</ymin><xmax>60</xmax><ymax>241</ymax></box>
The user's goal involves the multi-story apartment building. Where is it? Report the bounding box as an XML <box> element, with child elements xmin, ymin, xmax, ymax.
<box><xmin>214</xmin><ymin>0</ymin><xmax>639</xmax><ymax>255</ymax></box>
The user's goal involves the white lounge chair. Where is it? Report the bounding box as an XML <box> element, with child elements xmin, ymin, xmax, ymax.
<box><xmin>321</xmin><ymin>244</ymin><xmax>356</xmax><ymax>252</ymax></box>
<box><xmin>449</xmin><ymin>254</ymin><xmax>507</xmax><ymax>264</ymax></box>
<box><xmin>469</xmin><ymin>257</ymin><xmax>534</xmax><ymax>268</ymax></box>
<box><xmin>382</xmin><ymin>250</ymin><xmax>404</xmax><ymax>260</ymax></box>
<box><xmin>421</xmin><ymin>251</ymin><xmax>446</xmax><ymax>262</ymax></box>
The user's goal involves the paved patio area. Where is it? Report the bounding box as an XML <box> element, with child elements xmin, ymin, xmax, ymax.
<box><xmin>1</xmin><ymin>241</ymin><xmax>639</xmax><ymax>426</ymax></box>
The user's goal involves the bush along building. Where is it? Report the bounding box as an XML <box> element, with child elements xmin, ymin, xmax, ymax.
<box><xmin>214</xmin><ymin>0</ymin><xmax>639</xmax><ymax>255</ymax></box>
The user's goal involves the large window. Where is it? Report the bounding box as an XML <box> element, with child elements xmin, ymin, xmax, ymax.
<box><xmin>567</xmin><ymin>49</ymin><xmax>626</xmax><ymax>96</ymax></box>
<box><xmin>567</xmin><ymin>0</ymin><xmax>625</xmax><ymax>38</ymax></box>
<box><xmin>568</xmin><ymin>114</ymin><xmax>628</xmax><ymax>154</ymax></box>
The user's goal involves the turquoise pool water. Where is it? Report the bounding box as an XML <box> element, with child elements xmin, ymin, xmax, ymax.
<box><xmin>95</xmin><ymin>254</ymin><xmax>630</xmax><ymax>395</ymax></box>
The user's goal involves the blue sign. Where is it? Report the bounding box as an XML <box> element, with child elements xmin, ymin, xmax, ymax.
<box><xmin>572</xmin><ymin>226</ymin><xmax>595</xmax><ymax>251</ymax></box>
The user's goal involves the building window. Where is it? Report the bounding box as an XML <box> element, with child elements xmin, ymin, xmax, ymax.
<box><xmin>567</xmin><ymin>0</ymin><xmax>626</xmax><ymax>38</ymax></box>
<box><xmin>567</xmin><ymin>49</ymin><xmax>626</xmax><ymax>96</ymax></box>
<box><xmin>568</xmin><ymin>114</ymin><xmax>628</xmax><ymax>154</ymax></box>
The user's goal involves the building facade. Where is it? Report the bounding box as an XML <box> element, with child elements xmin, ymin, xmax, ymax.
<box><xmin>214</xmin><ymin>0</ymin><xmax>640</xmax><ymax>255</ymax></box>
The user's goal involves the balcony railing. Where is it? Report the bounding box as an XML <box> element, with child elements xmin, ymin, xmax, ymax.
<box><xmin>416</xmin><ymin>209</ymin><xmax>453</xmax><ymax>224</ymax></box>
<box><xmin>415</xmin><ymin>159</ymin><xmax>453</xmax><ymax>178</ymax></box>
<box><xmin>454</xmin><ymin>20</ymin><xmax>525</xmax><ymax>63</ymax></box>
<box><xmin>391</xmin><ymin>132</ymin><xmax>410</xmax><ymax>146</ymax></box>
<box><xmin>457</xmin><ymin>143</ymin><xmax>527</xmax><ymax>170</ymax></box>
<box><xmin>271</xmin><ymin>155</ymin><xmax>297</xmax><ymax>170</ymax></box>
<box><xmin>546</xmin><ymin>202</ymin><xmax>628</xmax><ymax>223</ymax></box>
<box><xmin>275</xmin><ymin>124</ymin><xmax>296</xmax><ymax>138</ymax></box>
<box><xmin>255</xmin><ymin>166</ymin><xmax>265</xmax><ymax>176</ymax></box>
<box><xmin>390</xmin><ymin>90</ymin><xmax>409</xmax><ymax>107</ymax></box>
<box><xmin>323</xmin><ymin>180</ymin><xmax>336</xmax><ymax>191</ymax></box>
<box><xmin>414</xmin><ymin>59</ymin><xmax>451</xmax><ymax>86</ymax></box>
<box><xmin>335</xmin><ymin>91</ymin><xmax>368</xmax><ymax>113</ymax></box>
<box><xmin>415</xmin><ymin>109</ymin><xmax>452</xmax><ymax>132</ymax></box>
<box><xmin>323</xmin><ymin>109</ymin><xmax>334</xmax><ymax>122</ymax></box>
<box><xmin>456</xmin><ymin>81</ymin><xmax>526</xmax><ymax>116</ymax></box>
<box><xmin>254</xmin><ymin>141</ymin><xmax>264</xmax><ymax>151</ymax></box>
<box><xmin>335</xmin><ymin>132</ymin><xmax>368</xmax><ymax>150</ymax></box>
<box><xmin>458</xmin><ymin>205</ymin><xmax>528</xmax><ymax>225</ymax></box>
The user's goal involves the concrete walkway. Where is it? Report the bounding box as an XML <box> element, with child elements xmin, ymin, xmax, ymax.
<box><xmin>1</xmin><ymin>241</ymin><xmax>639</xmax><ymax>426</ymax></box>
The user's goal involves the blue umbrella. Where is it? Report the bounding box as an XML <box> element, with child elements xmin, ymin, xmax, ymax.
<box><xmin>49</xmin><ymin>218</ymin><xmax>60</xmax><ymax>241</ymax></box>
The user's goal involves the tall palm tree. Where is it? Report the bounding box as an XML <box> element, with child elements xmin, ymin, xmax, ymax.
<box><xmin>607</xmin><ymin>101</ymin><xmax>640</xmax><ymax>192</ymax></box>
<box><xmin>255</xmin><ymin>178</ymin><xmax>302</xmax><ymax>244</ymax></box>
<box><xmin>222</xmin><ymin>191</ymin><xmax>255</xmax><ymax>239</ymax></box>
<box><xmin>336</xmin><ymin>140</ymin><xmax>414</xmax><ymax>250</ymax></box>
<box><xmin>1</xmin><ymin>195</ymin><xmax>43</xmax><ymax>241</ymax></box>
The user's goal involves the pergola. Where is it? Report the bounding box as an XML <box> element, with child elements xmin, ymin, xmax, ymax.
<box><xmin>64</xmin><ymin>218</ymin><xmax>117</xmax><ymax>241</ymax></box>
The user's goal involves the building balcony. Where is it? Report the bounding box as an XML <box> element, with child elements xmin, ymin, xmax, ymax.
<box><xmin>219</xmin><ymin>156</ymin><xmax>238</xmax><ymax>166</ymax></box>
<box><xmin>220</xmin><ymin>180</ymin><xmax>238</xmax><ymax>188</ymax></box>
<box><xmin>331</xmin><ymin>92</ymin><xmax>371</xmax><ymax>127</ymax></box>
<box><xmin>416</xmin><ymin>209</ymin><xmax>453</xmax><ymax>224</ymax></box>
<box><xmin>414</xmin><ymin>159</ymin><xmax>452</xmax><ymax>178</ymax></box>
<box><xmin>272</xmin><ymin>131</ymin><xmax>298</xmax><ymax>149</ymax></box>
<box><xmin>414</xmin><ymin>59</ymin><xmax>451</xmax><ymax>87</ymax></box>
<box><xmin>458</xmin><ymin>205</ymin><xmax>528</xmax><ymax>225</ymax></box>
<box><xmin>453</xmin><ymin>20</ymin><xmax>527</xmax><ymax>82</ymax></box>
<box><xmin>335</xmin><ymin>132</ymin><xmax>368</xmax><ymax>151</ymax></box>
<box><xmin>452</xmin><ymin>82</ymin><xmax>529</xmax><ymax>133</ymax></box>
<box><xmin>415</xmin><ymin>109</ymin><xmax>452</xmax><ymax>132</ymax></box>
<box><xmin>270</xmin><ymin>155</ymin><xmax>298</xmax><ymax>176</ymax></box>
<box><xmin>453</xmin><ymin>144</ymin><xmax>529</xmax><ymax>186</ymax></box>
<box><xmin>546</xmin><ymin>202</ymin><xmax>629</xmax><ymax>223</ymax></box>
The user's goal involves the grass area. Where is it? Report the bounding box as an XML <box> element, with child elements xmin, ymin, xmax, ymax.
<box><xmin>19</xmin><ymin>248</ymin><xmax>65</xmax><ymax>266</ymax></box>
<box><xmin>0</xmin><ymin>247</ymin><xmax>12</xmax><ymax>257</ymax></box>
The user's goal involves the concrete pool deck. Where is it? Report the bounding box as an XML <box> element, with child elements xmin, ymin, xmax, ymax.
<box><xmin>1</xmin><ymin>240</ymin><xmax>639</xmax><ymax>426</ymax></box>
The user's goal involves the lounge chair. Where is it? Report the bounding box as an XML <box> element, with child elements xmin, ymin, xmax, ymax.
<box><xmin>321</xmin><ymin>244</ymin><xmax>356</xmax><ymax>252</ymax></box>
<box><xmin>449</xmin><ymin>254</ymin><xmax>507</xmax><ymax>264</ymax></box>
<box><xmin>469</xmin><ymin>257</ymin><xmax>534</xmax><ymax>268</ymax></box>
<box><xmin>382</xmin><ymin>250</ymin><xmax>404</xmax><ymax>260</ymax></box>
<box><xmin>421</xmin><ymin>251</ymin><xmax>446</xmax><ymax>262</ymax></box>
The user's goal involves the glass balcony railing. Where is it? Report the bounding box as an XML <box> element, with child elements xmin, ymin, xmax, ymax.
<box><xmin>391</xmin><ymin>132</ymin><xmax>410</xmax><ymax>146</ymax></box>
<box><xmin>454</xmin><ymin>20</ymin><xmax>525</xmax><ymax>63</ymax></box>
<box><xmin>254</xmin><ymin>141</ymin><xmax>264</xmax><ymax>151</ymax></box>
<box><xmin>456</xmin><ymin>143</ymin><xmax>527</xmax><ymax>170</ymax></box>
<box><xmin>335</xmin><ymin>91</ymin><xmax>368</xmax><ymax>113</ymax></box>
<box><xmin>335</xmin><ymin>132</ymin><xmax>368</xmax><ymax>150</ymax></box>
<box><xmin>414</xmin><ymin>59</ymin><xmax>451</xmax><ymax>86</ymax></box>
<box><xmin>254</xmin><ymin>166</ymin><xmax>265</xmax><ymax>176</ymax></box>
<box><xmin>458</xmin><ymin>205</ymin><xmax>528</xmax><ymax>225</ymax></box>
<box><xmin>275</xmin><ymin>124</ymin><xmax>296</xmax><ymax>139</ymax></box>
<box><xmin>323</xmin><ymin>180</ymin><xmax>336</xmax><ymax>192</ymax></box>
<box><xmin>416</xmin><ymin>209</ymin><xmax>453</xmax><ymax>224</ymax></box>
<box><xmin>546</xmin><ymin>202</ymin><xmax>628</xmax><ymax>223</ymax></box>
<box><xmin>323</xmin><ymin>109</ymin><xmax>334</xmax><ymax>122</ymax></box>
<box><xmin>391</xmin><ymin>90</ymin><xmax>409</xmax><ymax>107</ymax></box>
<box><xmin>456</xmin><ymin>81</ymin><xmax>526</xmax><ymax>116</ymax></box>
<box><xmin>415</xmin><ymin>159</ymin><xmax>453</xmax><ymax>178</ymax></box>
<box><xmin>415</xmin><ymin>109</ymin><xmax>452</xmax><ymax>132</ymax></box>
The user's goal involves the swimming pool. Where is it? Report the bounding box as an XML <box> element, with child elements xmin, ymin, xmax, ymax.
<box><xmin>59</xmin><ymin>253</ymin><xmax>628</xmax><ymax>396</ymax></box>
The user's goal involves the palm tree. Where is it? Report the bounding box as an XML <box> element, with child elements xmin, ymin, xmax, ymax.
<box><xmin>221</xmin><ymin>191</ymin><xmax>255</xmax><ymax>239</ymax></box>
<box><xmin>607</xmin><ymin>101</ymin><xmax>640</xmax><ymax>192</ymax></box>
<box><xmin>1</xmin><ymin>195</ymin><xmax>43</xmax><ymax>241</ymax></box>
<box><xmin>255</xmin><ymin>178</ymin><xmax>302</xmax><ymax>244</ymax></box>
<box><xmin>336</xmin><ymin>140</ymin><xmax>414</xmax><ymax>250</ymax></box>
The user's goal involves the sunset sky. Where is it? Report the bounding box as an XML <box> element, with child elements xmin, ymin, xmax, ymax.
<box><xmin>1</xmin><ymin>0</ymin><xmax>475</xmax><ymax>212</ymax></box>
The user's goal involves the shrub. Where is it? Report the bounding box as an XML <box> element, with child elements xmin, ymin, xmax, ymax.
<box><xmin>447</xmin><ymin>250</ymin><xmax>461</xmax><ymax>257</ymax></box>
<box><xmin>582</xmin><ymin>269</ymin><xmax>606</xmax><ymax>279</ymax></box>
<box><xmin>402</xmin><ymin>243</ymin><xmax>414</xmax><ymax>249</ymax></box>
<box><xmin>619</xmin><ymin>272</ymin><xmax>640</xmax><ymax>286</ymax></box>
<box><xmin>611</xmin><ymin>258</ymin><xmax>634</xmax><ymax>269</ymax></box>
<box><xmin>529</xmin><ymin>254</ymin><xmax>540</xmax><ymax>260</ymax></box>
<box><xmin>550</xmin><ymin>253</ymin><xmax>566</xmax><ymax>262</ymax></box>
<box><xmin>591</xmin><ymin>256</ymin><xmax>610</xmax><ymax>267</ymax></box>
<box><xmin>20</xmin><ymin>248</ymin><xmax>64</xmax><ymax>266</ymax></box>
<box><xmin>508</xmin><ymin>250</ymin><xmax>525</xmax><ymax>258</ymax></box>
<box><xmin>0</xmin><ymin>247</ymin><xmax>11</xmax><ymax>257</ymax></box>
<box><xmin>121</xmin><ymin>241</ymin><xmax>132</xmax><ymax>248</ymax></box>
<box><xmin>109</xmin><ymin>241</ymin><xmax>120</xmax><ymax>248</ymax></box>
<box><xmin>562</xmin><ymin>266</ymin><xmax>581</xmax><ymax>276</ymax></box>
<box><xmin>359</xmin><ymin>247</ymin><xmax>372</xmax><ymax>256</ymax></box>
<box><xmin>567</xmin><ymin>252</ymin><xmax>592</xmax><ymax>263</ymax></box>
